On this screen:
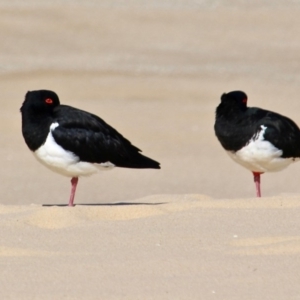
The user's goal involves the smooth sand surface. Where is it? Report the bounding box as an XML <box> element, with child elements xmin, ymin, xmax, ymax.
<box><xmin>1</xmin><ymin>1</ymin><xmax>300</xmax><ymax>299</ymax></box>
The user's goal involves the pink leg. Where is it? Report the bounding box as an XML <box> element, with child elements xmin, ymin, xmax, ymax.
<box><xmin>252</xmin><ymin>172</ymin><xmax>263</xmax><ymax>197</ymax></box>
<box><xmin>68</xmin><ymin>177</ymin><xmax>79</xmax><ymax>207</ymax></box>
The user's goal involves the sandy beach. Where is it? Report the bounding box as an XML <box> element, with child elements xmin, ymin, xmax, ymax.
<box><xmin>1</xmin><ymin>0</ymin><xmax>300</xmax><ymax>299</ymax></box>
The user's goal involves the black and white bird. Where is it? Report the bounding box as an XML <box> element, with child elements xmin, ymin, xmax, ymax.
<box><xmin>214</xmin><ymin>90</ymin><xmax>300</xmax><ymax>197</ymax></box>
<box><xmin>21</xmin><ymin>90</ymin><xmax>160</xmax><ymax>206</ymax></box>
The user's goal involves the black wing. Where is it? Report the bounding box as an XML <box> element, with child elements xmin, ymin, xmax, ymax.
<box><xmin>52</xmin><ymin>105</ymin><xmax>160</xmax><ymax>169</ymax></box>
<box><xmin>257</xmin><ymin>109</ymin><xmax>300</xmax><ymax>158</ymax></box>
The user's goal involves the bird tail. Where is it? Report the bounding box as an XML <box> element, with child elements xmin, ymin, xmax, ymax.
<box><xmin>116</xmin><ymin>152</ymin><xmax>160</xmax><ymax>169</ymax></box>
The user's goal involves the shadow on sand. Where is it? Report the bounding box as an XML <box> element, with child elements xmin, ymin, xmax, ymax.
<box><xmin>42</xmin><ymin>202</ymin><xmax>166</xmax><ymax>207</ymax></box>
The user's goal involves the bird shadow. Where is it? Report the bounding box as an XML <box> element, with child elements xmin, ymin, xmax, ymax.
<box><xmin>42</xmin><ymin>202</ymin><xmax>167</xmax><ymax>207</ymax></box>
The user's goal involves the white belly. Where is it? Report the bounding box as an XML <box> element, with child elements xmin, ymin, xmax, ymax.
<box><xmin>227</xmin><ymin>125</ymin><xmax>298</xmax><ymax>173</ymax></box>
<box><xmin>33</xmin><ymin>123</ymin><xmax>115</xmax><ymax>177</ymax></box>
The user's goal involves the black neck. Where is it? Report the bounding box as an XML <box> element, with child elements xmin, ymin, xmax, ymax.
<box><xmin>21</xmin><ymin>109</ymin><xmax>53</xmax><ymax>151</ymax></box>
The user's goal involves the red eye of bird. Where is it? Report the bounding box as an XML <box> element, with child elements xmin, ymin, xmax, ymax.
<box><xmin>45</xmin><ymin>98</ymin><xmax>53</xmax><ymax>104</ymax></box>
<box><xmin>242</xmin><ymin>98</ymin><xmax>247</xmax><ymax>104</ymax></box>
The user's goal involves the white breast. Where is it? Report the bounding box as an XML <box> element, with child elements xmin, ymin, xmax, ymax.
<box><xmin>33</xmin><ymin>123</ymin><xmax>115</xmax><ymax>177</ymax></box>
<box><xmin>227</xmin><ymin>125</ymin><xmax>298</xmax><ymax>173</ymax></box>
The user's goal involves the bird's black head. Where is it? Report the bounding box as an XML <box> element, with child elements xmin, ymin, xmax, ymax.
<box><xmin>216</xmin><ymin>90</ymin><xmax>248</xmax><ymax>118</ymax></box>
<box><xmin>220</xmin><ymin>90</ymin><xmax>248</xmax><ymax>108</ymax></box>
<box><xmin>20</xmin><ymin>90</ymin><xmax>60</xmax><ymax>115</ymax></box>
<box><xmin>20</xmin><ymin>90</ymin><xmax>61</xmax><ymax>151</ymax></box>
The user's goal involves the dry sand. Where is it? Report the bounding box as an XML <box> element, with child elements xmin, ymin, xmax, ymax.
<box><xmin>1</xmin><ymin>1</ymin><xmax>300</xmax><ymax>299</ymax></box>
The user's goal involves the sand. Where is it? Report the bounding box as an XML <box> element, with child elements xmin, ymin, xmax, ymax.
<box><xmin>1</xmin><ymin>1</ymin><xmax>300</xmax><ymax>299</ymax></box>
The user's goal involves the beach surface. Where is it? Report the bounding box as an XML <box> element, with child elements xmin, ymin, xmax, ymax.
<box><xmin>1</xmin><ymin>1</ymin><xmax>300</xmax><ymax>299</ymax></box>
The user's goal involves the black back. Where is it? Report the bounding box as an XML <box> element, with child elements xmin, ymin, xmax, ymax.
<box><xmin>21</xmin><ymin>90</ymin><xmax>160</xmax><ymax>169</ymax></box>
<box><xmin>214</xmin><ymin>91</ymin><xmax>300</xmax><ymax>158</ymax></box>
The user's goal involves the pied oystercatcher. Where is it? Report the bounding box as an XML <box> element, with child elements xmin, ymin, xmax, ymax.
<box><xmin>214</xmin><ymin>90</ymin><xmax>300</xmax><ymax>197</ymax></box>
<box><xmin>21</xmin><ymin>90</ymin><xmax>160</xmax><ymax>206</ymax></box>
